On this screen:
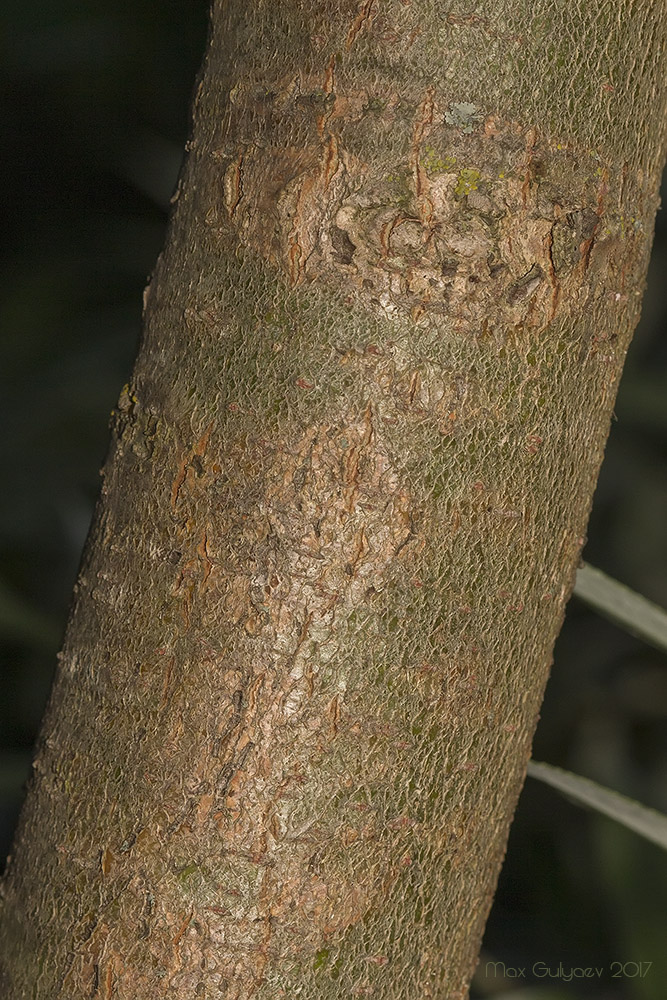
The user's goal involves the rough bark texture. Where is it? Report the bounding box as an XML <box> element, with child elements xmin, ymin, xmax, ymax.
<box><xmin>1</xmin><ymin>2</ymin><xmax>665</xmax><ymax>998</ymax></box>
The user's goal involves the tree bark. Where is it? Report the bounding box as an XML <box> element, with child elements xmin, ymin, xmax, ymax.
<box><xmin>1</xmin><ymin>2</ymin><xmax>665</xmax><ymax>997</ymax></box>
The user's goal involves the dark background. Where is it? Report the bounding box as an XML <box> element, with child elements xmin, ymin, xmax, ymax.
<box><xmin>1</xmin><ymin>4</ymin><xmax>666</xmax><ymax>998</ymax></box>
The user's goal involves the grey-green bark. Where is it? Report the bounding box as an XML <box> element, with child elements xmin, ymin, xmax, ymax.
<box><xmin>1</xmin><ymin>2</ymin><xmax>665</xmax><ymax>997</ymax></box>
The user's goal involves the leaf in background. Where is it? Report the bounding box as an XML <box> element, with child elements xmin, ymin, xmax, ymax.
<box><xmin>527</xmin><ymin>761</ymin><xmax>667</xmax><ymax>852</ymax></box>
<box><xmin>574</xmin><ymin>562</ymin><xmax>667</xmax><ymax>653</ymax></box>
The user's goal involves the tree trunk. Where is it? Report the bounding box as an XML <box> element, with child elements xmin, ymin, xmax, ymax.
<box><xmin>1</xmin><ymin>2</ymin><xmax>665</xmax><ymax>997</ymax></box>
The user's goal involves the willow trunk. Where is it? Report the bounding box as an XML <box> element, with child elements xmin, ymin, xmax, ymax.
<box><xmin>1</xmin><ymin>2</ymin><xmax>666</xmax><ymax>998</ymax></box>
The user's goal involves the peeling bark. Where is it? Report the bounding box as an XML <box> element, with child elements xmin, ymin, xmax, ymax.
<box><xmin>1</xmin><ymin>2</ymin><xmax>665</xmax><ymax>998</ymax></box>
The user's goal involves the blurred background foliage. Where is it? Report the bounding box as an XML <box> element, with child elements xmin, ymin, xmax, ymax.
<box><xmin>1</xmin><ymin>2</ymin><xmax>665</xmax><ymax>997</ymax></box>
